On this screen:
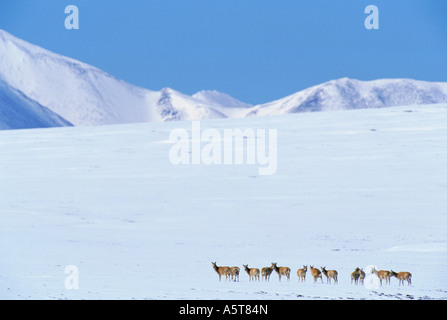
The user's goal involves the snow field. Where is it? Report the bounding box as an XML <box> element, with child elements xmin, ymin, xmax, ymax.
<box><xmin>1</xmin><ymin>104</ymin><xmax>447</xmax><ymax>299</ymax></box>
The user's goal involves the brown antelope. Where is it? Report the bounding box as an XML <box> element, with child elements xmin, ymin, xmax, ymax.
<box><xmin>271</xmin><ymin>263</ymin><xmax>291</xmax><ymax>282</ymax></box>
<box><xmin>243</xmin><ymin>264</ymin><xmax>260</xmax><ymax>281</ymax></box>
<box><xmin>211</xmin><ymin>262</ymin><xmax>231</xmax><ymax>281</ymax></box>
<box><xmin>390</xmin><ymin>270</ymin><xmax>412</xmax><ymax>286</ymax></box>
<box><xmin>261</xmin><ymin>266</ymin><xmax>273</xmax><ymax>281</ymax></box>
<box><xmin>309</xmin><ymin>266</ymin><xmax>323</xmax><ymax>283</ymax></box>
<box><xmin>297</xmin><ymin>265</ymin><xmax>307</xmax><ymax>283</ymax></box>
<box><xmin>321</xmin><ymin>266</ymin><xmax>338</xmax><ymax>284</ymax></box>
<box><xmin>351</xmin><ymin>267</ymin><xmax>360</xmax><ymax>285</ymax></box>
<box><xmin>371</xmin><ymin>266</ymin><xmax>392</xmax><ymax>286</ymax></box>
<box><xmin>359</xmin><ymin>268</ymin><xmax>366</xmax><ymax>285</ymax></box>
<box><xmin>230</xmin><ymin>266</ymin><xmax>240</xmax><ymax>282</ymax></box>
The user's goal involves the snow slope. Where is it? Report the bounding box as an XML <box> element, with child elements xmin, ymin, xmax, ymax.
<box><xmin>0</xmin><ymin>29</ymin><xmax>235</xmax><ymax>126</ymax></box>
<box><xmin>193</xmin><ymin>90</ymin><xmax>252</xmax><ymax>110</ymax></box>
<box><xmin>192</xmin><ymin>90</ymin><xmax>253</xmax><ymax>118</ymax></box>
<box><xmin>248</xmin><ymin>78</ymin><xmax>447</xmax><ymax>117</ymax></box>
<box><xmin>1</xmin><ymin>103</ymin><xmax>447</xmax><ymax>300</ymax></box>
<box><xmin>3</xmin><ymin>29</ymin><xmax>447</xmax><ymax>130</ymax></box>
<box><xmin>155</xmin><ymin>88</ymin><xmax>228</xmax><ymax>121</ymax></box>
<box><xmin>0</xmin><ymin>78</ymin><xmax>72</xmax><ymax>130</ymax></box>
<box><xmin>0</xmin><ymin>29</ymin><xmax>153</xmax><ymax>126</ymax></box>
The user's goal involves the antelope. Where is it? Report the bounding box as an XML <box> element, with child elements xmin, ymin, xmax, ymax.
<box><xmin>230</xmin><ymin>266</ymin><xmax>240</xmax><ymax>282</ymax></box>
<box><xmin>211</xmin><ymin>262</ymin><xmax>231</xmax><ymax>281</ymax></box>
<box><xmin>371</xmin><ymin>266</ymin><xmax>392</xmax><ymax>286</ymax></box>
<box><xmin>359</xmin><ymin>268</ymin><xmax>366</xmax><ymax>285</ymax></box>
<box><xmin>261</xmin><ymin>266</ymin><xmax>273</xmax><ymax>281</ymax></box>
<box><xmin>309</xmin><ymin>266</ymin><xmax>323</xmax><ymax>283</ymax></box>
<box><xmin>390</xmin><ymin>270</ymin><xmax>412</xmax><ymax>286</ymax></box>
<box><xmin>271</xmin><ymin>262</ymin><xmax>291</xmax><ymax>282</ymax></box>
<box><xmin>321</xmin><ymin>266</ymin><xmax>338</xmax><ymax>284</ymax></box>
<box><xmin>243</xmin><ymin>264</ymin><xmax>260</xmax><ymax>281</ymax></box>
<box><xmin>351</xmin><ymin>267</ymin><xmax>360</xmax><ymax>285</ymax></box>
<box><xmin>297</xmin><ymin>265</ymin><xmax>307</xmax><ymax>283</ymax></box>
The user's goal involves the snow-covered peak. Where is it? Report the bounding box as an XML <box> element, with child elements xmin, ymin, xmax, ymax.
<box><xmin>0</xmin><ymin>29</ymin><xmax>248</xmax><ymax>127</ymax></box>
<box><xmin>156</xmin><ymin>87</ymin><xmax>227</xmax><ymax>121</ymax></box>
<box><xmin>0</xmin><ymin>29</ymin><xmax>158</xmax><ymax>126</ymax></box>
<box><xmin>2</xmin><ymin>29</ymin><xmax>447</xmax><ymax>130</ymax></box>
<box><xmin>193</xmin><ymin>90</ymin><xmax>253</xmax><ymax>109</ymax></box>
<box><xmin>0</xmin><ymin>29</ymin><xmax>96</xmax><ymax>74</ymax></box>
<box><xmin>248</xmin><ymin>77</ymin><xmax>447</xmax><ymax>117</ymax></box>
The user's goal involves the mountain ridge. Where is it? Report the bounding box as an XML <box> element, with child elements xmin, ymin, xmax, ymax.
<box><xmin>0</xmin><ymin>78</ymin><xmax>72</xmax><ymax>130</ymax></box>
<box><xmin>1</xmin><ymin>29</ymin><xmax>447</xmax><ymax>130</ymax></box>
<box><xmin>248</xmin><ymin>77</ymin><xmax>447</xmax><ymax>117</ymax></box>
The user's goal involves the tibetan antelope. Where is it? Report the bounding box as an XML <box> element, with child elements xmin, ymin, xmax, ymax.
<box><xmin>321</xmin><ymin>266</ymin><xmax>338</xmax><ymax>284</ymax></box>
<box><xmin>261</xmin><ymin>265</ymin><xmax>274</xmax><ymax>281</ymax></box>
<box><xmin>351</xmin><ymin>267</ymin><xmax>365</xmax><ymax>285</ymax></box>
<box><xmin>359</xmin><ymin>268</ymin><xmax>365</xmax><ymax>285</ymax></box>
<box><xmin>390</xmin><ymin>270</ymin><xmax>412</xmax><ymax>286</ymax></box>
<box><xmin>371</xmin><ymin>267</ymin><xmax>392</xmax><ymax>286</ymax></box>
<box><xmin>230</xmin><ymin>266</ymin><xmax>240</xmax><ymax>282</ymax></box>
<box><xmin>271</xmin><ymin>263</ymin><xmax>291</xmax><ymax>282</ymax></box>
<box><xmin>211</xmin><ymin>262</ymin><xmax>231</xmax><ymax>281</ymax></box>
<box><xmin>351</xmin><ymin>267</ymin><xmax>360</xmax><ymax>285</ymax></box>
<box><xmin>297</xmin><ymin>265</ymin><xmax>307</xmax><ymax>283</ymax></box>
<box><xmin>243</xmin><ymin>264</ymin><xmax>260</xmax><ymax>281</ymax></box>
<box><xmin>309</xmin><ymin>266</ymin><xmax>323</xmax><ymax>283</ymax></box>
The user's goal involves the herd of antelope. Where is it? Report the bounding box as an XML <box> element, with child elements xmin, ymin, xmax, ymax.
<box><xmin>211</xmin><ymin>262</ymin><xmax>412</xmax><ymax>286</ymax></box>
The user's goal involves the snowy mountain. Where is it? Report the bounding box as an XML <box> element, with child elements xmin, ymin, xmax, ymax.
<box><xmin>155</xmin><ymin>87</ymin><xmax>228</xmax><ymax>121</ymax></box>
<box><xmin>192</xmin><ymin>90</ymin><xmax>253</xmax><ymax>118</ymax></box>
<box><xmin>247</xmin><ymin>77</ymin><xmax>447</xmax><ymax>117</ymax></box>
<box><xmin>2</xmin><ymin>28</ymin><xmax>447</xmax><ymax>130</ymax></box>
<box><xmin>0</xmin><ymin>78</ymin><xmax>72</xmax><ymax>130</ymax></box>
<box><xmin>193</xmin><ymin>90</ymin><xmax>252</xmax><ymax>109</ymax></box>
<box><xmin>0</xmin><ymin>29</ymin><xmax>155</xmax><ymax>126</ymax></box>
<box><xmin>0</xmin><ymin>29</ymin><xmax>234</xmax><ymax>127</ymax></box>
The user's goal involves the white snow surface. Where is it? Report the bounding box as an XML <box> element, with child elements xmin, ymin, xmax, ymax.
<box><xmin>0</xmin><ymin>78</ymin><xmax>72</xmax><ymax>130</ymax></box>
<box><xmin>1</xmin><ymin>103</ymin><xmax>447</xmax><ymax>300</ymax></box>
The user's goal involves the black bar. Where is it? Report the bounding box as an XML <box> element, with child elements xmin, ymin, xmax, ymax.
<box><xmin>2</xmin><ymin>299</ymin><xmax>443</xmax><ymax>319</ymax></box>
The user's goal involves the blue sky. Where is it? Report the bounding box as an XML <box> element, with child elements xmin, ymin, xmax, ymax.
<box><xmin>1</xmin><ymin>0</ymin><xmax>446</xmax><ymax>104</ymax></box>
